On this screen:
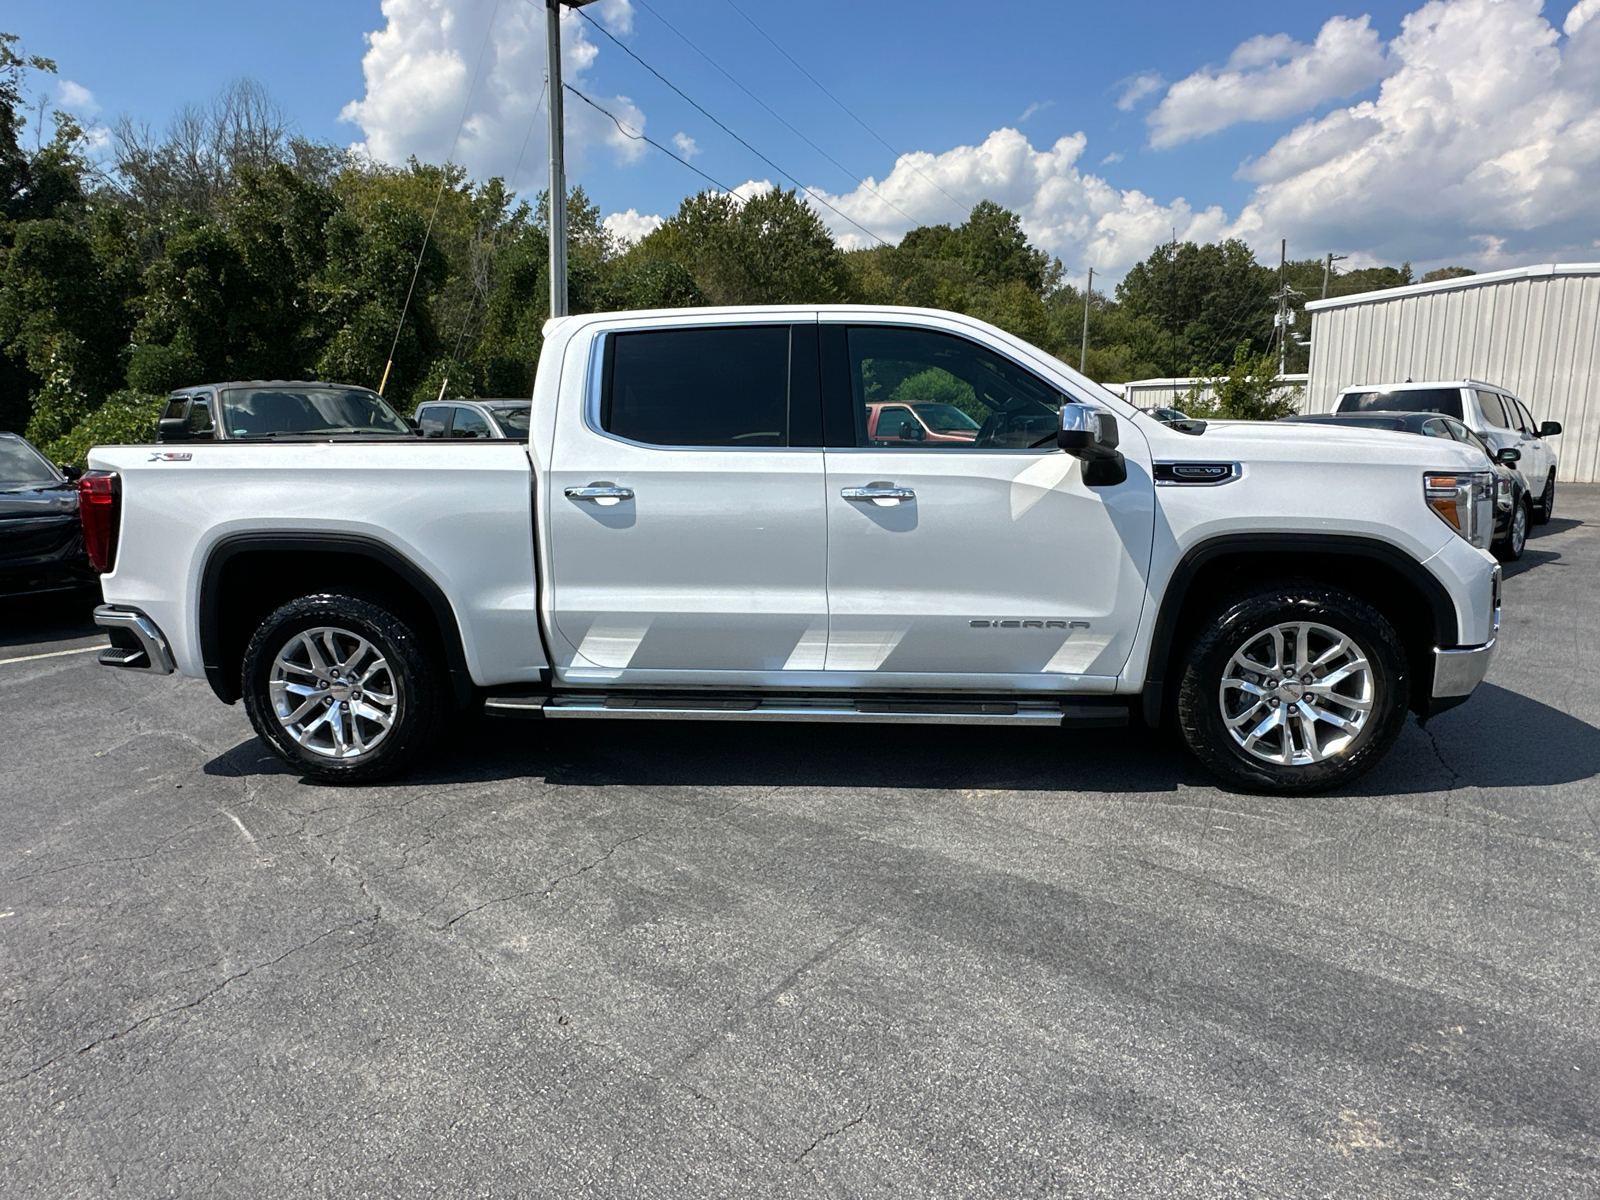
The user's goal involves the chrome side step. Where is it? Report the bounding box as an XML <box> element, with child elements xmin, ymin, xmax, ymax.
<box><xmin>484</xmin><ymin>693</ymin><xmax>1127</xmax><ymax>728</ymax></box>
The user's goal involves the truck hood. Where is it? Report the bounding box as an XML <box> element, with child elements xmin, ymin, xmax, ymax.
<box><xmin>1140</xmin><ymin>417</ymin><xmax>1486</xmax><ymax>471</ymax></box>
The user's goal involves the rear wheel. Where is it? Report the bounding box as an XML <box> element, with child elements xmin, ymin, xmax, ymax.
<box><xmin>1533</xmin><ymin>471</ymin><xmax>1555</xmax><ymax>525</ymax></box>
<box><xmin>242</xmin><ymin>593</ymin><xmax>443</xmax><ymax>783</ymax></box>
<box><xmin>1176</xmin><ymin>584</ymin><xmax>1409</xmax><ymax>794</ymax></box>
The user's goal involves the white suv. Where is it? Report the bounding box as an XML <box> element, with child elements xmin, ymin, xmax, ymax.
<box><xmin>1335</xmin><ymin>381</ymin><xmax>1562</xmax><ymax>523</ymax></box>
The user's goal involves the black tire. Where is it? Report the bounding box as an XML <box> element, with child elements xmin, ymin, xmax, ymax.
<box><xmin>1533</xmin><ymin>471</ymin><xmax>1555</xmax><ymax>525</ymax></box>
<box><xmin>1176</xmin><ymin>584</ymin><xmax>1409</xmax><ymax>794</ymax></box>
<box><xmin>242</xmin><ymin>592</ymin><xmax>444</xmax><ymax>783</ymax></box>
<box><xmin>1492</xmin><ymin>496</ymin><xmax>1529</xmax><ymax>562</ymax></box>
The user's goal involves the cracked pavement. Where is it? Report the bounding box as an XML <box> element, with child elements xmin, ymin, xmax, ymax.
<box><xmin>3</xmin><ymin>491</ymin><xmax>1600</xmax><ymax>1197</ymax></box>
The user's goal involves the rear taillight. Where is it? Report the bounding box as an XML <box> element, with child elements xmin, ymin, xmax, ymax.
<box><xmin>78</xmin><ymin>471</ymin><xmax>120</xmax><ymax>573</ymax></box>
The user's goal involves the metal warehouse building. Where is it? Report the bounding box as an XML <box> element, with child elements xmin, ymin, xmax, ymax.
<box><xmin>1305</xmin><ymin>263</ymin><xmax>1600</xmax><ymax>482</ymax></box>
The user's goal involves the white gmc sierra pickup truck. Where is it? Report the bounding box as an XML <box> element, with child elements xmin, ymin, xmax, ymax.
<box><xmin>83</xmin><ymin>305</ymin><xmax>1501</xmax><ymax>793</ymax></box>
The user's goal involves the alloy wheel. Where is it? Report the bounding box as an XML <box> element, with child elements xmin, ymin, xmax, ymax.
<box><xmin>1219</xmin><ymin>621</ymin><xmax>1374</xmax><ymax>767</ymax></box>
<box><xmin>268</xmin><ymin>626</ymin><xmax>402</xmax><ymax>759</ymax></box>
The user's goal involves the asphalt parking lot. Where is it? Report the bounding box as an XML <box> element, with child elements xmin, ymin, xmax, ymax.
<box><xmin>4</xmin><ymin>492</ymin><xmax>1599</xmax><ymax>1198</ymax></box>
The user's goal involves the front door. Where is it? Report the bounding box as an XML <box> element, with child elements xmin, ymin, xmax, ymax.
<box><xmin>819</xmin><ymin>321</ymin><xmax>1155</xmax><ymax>690</ymax></box>
<box><xmin>547</xmin><ymin>321</ymin><xmax>829</xmax><ymax>685</ymax></box>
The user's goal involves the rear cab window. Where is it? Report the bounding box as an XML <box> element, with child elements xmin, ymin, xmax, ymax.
<box><xmin>601</xmin><ymin>325</ymin><xmax>796</xmax><ymax>447</ymax></box>
<box><xmin>1336</xmin><ymin>388</ymin><xmax>1464</xmax><ymax>419</ymax></box>
<box><xmin>1476</xmin><ymin>390</ymin><xmax>1511</xmax><ymax>429</ymax></box>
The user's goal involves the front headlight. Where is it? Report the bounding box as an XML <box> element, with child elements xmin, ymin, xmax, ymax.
<box><xmin>1424</xmin><ymin>471</ymin><xmax>1494</xmax><ymax>549</ymax></box>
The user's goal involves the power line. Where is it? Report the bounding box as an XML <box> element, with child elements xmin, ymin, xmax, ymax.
<box><xmin>629</xmin><ymin>0</ymin><xmax>919</xmax><ymax>229</ymax></box>
<box><xmin>569</xmin><ymin>4</ymin><xmax>889</xmax><ymax>248</ymax></box>
<box><xmin>381</xmin><ymin>0</ymin><xmax>503</xmax><ymax>395</ymax></box>
<box><xmin>566</xmin><ymin>84</ymin><xmax>741</xmax><ymax>197</ymax></box>
<box><xmin>719</xmin><ymin>0</ymin><xmax>970</xmax><ymax>222</ymax></box>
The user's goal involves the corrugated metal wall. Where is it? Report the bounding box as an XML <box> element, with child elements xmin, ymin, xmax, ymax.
<box><xmin>1306</xmin><ymin>266</ymin><xmax>1600</xmax><ymax>482</ymax></box>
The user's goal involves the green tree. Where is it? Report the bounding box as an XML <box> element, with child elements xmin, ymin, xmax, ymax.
<box><xmin>1183</xmin><ymin>341</ymin><xmax>1301</xmax><ymax>421</ymax></box>
<box><xmin>1116</xmin><ymin>239</ymin><xmax>1274</xmax><ymax>375</ymax></box>
<box><xmin>635</xmin><ymin>188</ymin><xmax>852</xmax><ymax>305</ymax></box>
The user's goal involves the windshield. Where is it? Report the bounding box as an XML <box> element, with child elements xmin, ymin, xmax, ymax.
<box><xmin>221</xmin><ymin>387</ymin><xmax>412</xmax><ymax>438</ymax></box>
<box><xmin>0</xmin><ymin>438</ymin><xmax>59</xmax><ymax>484</ymax></box>
<box><xmin>1336</xmin><ymin>388</ymin><xmax>1463</xmax><ymax>419</ymax></box>
<box><xmin>487</xmin><ymin>404</ymin><xmax>531</xmax><ymax>439</ymax></box>
<box><xmin>911</xmin><ymin>403</ymin><xmax>981</xmax><ymax>433</ymax></box>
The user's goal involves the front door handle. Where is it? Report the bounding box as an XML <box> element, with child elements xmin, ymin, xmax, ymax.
<box><xmin>842</xmin><ymin>485</ymin><xmax>915</xmax><ymax>506</ymax></box>
<box><xmin>565</xmin><ymin>484</ymin><xmax>634</xmax><ymax>506</ymax></box>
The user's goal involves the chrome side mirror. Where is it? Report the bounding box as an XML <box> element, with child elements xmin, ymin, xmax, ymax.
<box><xmin>1057</xmin><ymin>404</ymin><xmax>1126</xmax><ymax>486</ymax></box>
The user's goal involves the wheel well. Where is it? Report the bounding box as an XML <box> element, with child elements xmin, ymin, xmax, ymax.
<box><xmin>200</xmin><ymin>538</ymin><xmax>472</xmax><ymax>708</ymax></box>
<box><xmin>1144</xmin><ymin>542</ymin><xmax>1454</xmax><ymax>726</ymax></box>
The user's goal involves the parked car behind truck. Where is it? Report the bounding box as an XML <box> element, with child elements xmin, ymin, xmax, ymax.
<box><xmin>157</xmin><ymin>381</ymin><xmax>416</xmax><ymax>442</ymax></box>
<box><xmin>1334</xmin><ymin>380</ymin><xmax>1560</xmax><ymax>522</ymax></box>
<box><xmin>0</xmin><ymin>432</ymin><xmax>94</xmax><ymax>599</ymax></box>
<box><xmin>414</xmin><ymin>398</ymin><xmax>531</xmax><ymax>441</ymax></box>
<box><xmin>85</xmin><ymin>306</ymin><xmax>1501</xmax><ymax>795</ymax></box>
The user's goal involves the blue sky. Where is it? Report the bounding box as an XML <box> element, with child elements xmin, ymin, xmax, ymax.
<box><xmin>12</xmin><ymin>1</ymin><xmax>1600</xmax><ymax>281</ymax></box>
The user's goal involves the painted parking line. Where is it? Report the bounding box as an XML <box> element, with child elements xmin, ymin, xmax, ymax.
<box><xmin>0</xmin><ymin>645</ymin><xmax>103</xmax><ymax>666</ymax></box>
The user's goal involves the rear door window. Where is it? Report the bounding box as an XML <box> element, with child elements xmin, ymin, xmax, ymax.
<box><xmin>1336</xmin><ymin>388</ymin><xmax>1464</xmax><ymax>418</ymax></box>
<box><xmin>603</xmin><ymin>326</ymin><xmax>791</xmax><ymax>447</ymax></box>
<box><xmin>449</xmin><ymin>407</ymin><xmax>492</xmax><ymax>439</ymax></box>
<box><xmin>1476</xmin><ymin>390</ymin><xmax>1510</xmax><ymax>429</ymax></box>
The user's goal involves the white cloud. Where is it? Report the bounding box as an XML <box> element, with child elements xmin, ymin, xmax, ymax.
<box><xmin>56</xmin><ymin>80</ymin><xmax>99</xmax><ymax>115</ymax></box>
<box><xmin>671</xmin><ymin>131</ymin><xmax>698</xmax><ymax>160</ymax></box>
<box><xmin>1115</xmin><ymin>73</ymin><xmax>1165</xmax><ymax>112</ymax></box>
<box><xmin>807</xmin><ymin>128</ymin><xmax>1229</xmax><ymax>278</ymax></box>
<box><xmin>1566</xmin><ymin>0</ymin><xmax>1600</xmax><ymax>34</ymax></box>
<box><xmin>1019</xmin><ymin>99</ymin><xmax>1054</xmax><ymax>122</ymax></box>
<box><xmin>603</xmin><ymin>208</ymin><xmax>663</xmax><ymax>244</ymax></box>
<box><xmin>341</xmin><ymin>0</ymin><xmax>645</xmax><ymax>188</ymax></box>
<box><xmin>1148</xmin><ymin>15</ymin><xmax>1390</xmax><ymax>147</ymax></box>
<box><xmin>1226</xmin><ymin>0</ymin><xmax>1600</xmax><ymax>268</ymax></box>
<box><xmin>804</xmin><ymin>0</ymin><xmax>1600</xmax><ymax>285</ymax></box>
<box><xmin>1099</xmin><ymin>151</ymin><xmax>1124</xmax><ymax>165</ymax></box>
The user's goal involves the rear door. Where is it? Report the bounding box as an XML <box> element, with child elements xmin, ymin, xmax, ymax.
<box><xmin>1507</xmin><ymin>394</ymin><xmax>1555</xmax><ymax>490</ymax></box>
<box><xmin>818</xmin><ymin>318</ymin><xmax>1154</xmax><ymax>689</ymax></box>
<box><xmin>546</xmin><ymin>320</ymin><xmax>829</xmax><ymax>684</ymax></box>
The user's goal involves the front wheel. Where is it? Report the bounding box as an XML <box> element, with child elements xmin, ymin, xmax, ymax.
<box><xmin>1493</xmin><ymin>497</ymin><xmax>1529</xmax><ymax>562</ymax></box>
<box><xmin>1176</xmin><ymin>585</ymin><xmax>1409</xmax><ymax>794</ymax></box>
<box><xmin>242</xmin><ymin>593</ymin><xmax>444</xmax><ymax>783</ymax></box>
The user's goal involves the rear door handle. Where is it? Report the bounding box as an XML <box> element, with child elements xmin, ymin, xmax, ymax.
<box><xmin>842</xmin><ymin>486</ymin><xmax>915</xmax><ymax>506</ymax></box>
<box><xmin>565</xmin><ymin>484</ymin><xmax>634</xmax><ymax>505</ymax></box>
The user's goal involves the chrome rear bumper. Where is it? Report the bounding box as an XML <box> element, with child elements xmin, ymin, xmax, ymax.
<box><xmin>94</xmin><ymin>605</ymin><xmax>175</xmax><ymax>674</ymax></box>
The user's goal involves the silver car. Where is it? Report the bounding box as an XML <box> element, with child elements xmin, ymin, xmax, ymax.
<box><xmin>414</xmin><ymin>399</ymin><xmax>531</xmax><ymax>441</ymax></box>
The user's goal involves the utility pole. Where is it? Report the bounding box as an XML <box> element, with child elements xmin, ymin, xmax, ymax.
<box><xmin>1080</xmin><ymin>268</ymin><xmax>1093</xmax><ymax>374</ymax></box>
<box><xmin>1321</xmin><ymin>251</ymin><xmax>1349</xmax><ymax>300</ymax></box>
<box><xmin>1270</xmin><ymin>239</ymin><xmax>1303</xmax><ymax>379</ymax></box>
<box><xmin>546</xmin><ymin>0</ymin><xmax>601</xmax><ymax>319</ymax></box>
